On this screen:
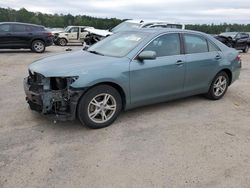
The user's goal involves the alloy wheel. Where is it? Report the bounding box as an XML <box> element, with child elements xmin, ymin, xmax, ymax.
<box><xmin>33</xmin><ymin>41</ymin><xmax>45</xmax><ymax>52</ymax></box>
<box><xmin>213</xmin><ymin>75</ymin><xmax>227</xmax><ymax>97</ymax></box>
<box><xmin>87</xmin><ymin>93</ymin><xmax>117</xmax><ymax>124</ymax></box>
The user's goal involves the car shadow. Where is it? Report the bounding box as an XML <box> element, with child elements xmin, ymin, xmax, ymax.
<box><xmin>32</xmin><ymin>95</ymin><xmax>206</xmax><ymax>132</ymax></box>
<box><xmin>0</xmin><ymin>49</ymin><xmax>34</xmax><ymax>53</ymax></box>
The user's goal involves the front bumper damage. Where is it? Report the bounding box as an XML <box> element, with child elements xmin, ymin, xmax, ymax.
<box><xmin>24</xmin><ymin>71</ymin><xmax>84</xmax><ymax>121</ymax></box>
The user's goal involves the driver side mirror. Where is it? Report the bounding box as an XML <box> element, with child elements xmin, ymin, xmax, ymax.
<box><xmin>137</xmin><ymin>51</ymin><xmax>157</xmax><ymax>61</ymax></box>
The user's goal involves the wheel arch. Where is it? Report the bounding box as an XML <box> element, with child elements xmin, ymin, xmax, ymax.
<box><xmin>58</xmin><ymin>37</ymin><xmax>68</xmax><ymax>43</ymax></box>
<box><xmin>218</xmin><ymin>68</ymin><xmax>232</xmax><ymax>85</ymax></box>
<box><xmin>78</xmin><ymin>81</ymin><xmax>127</xmax><ymax>111</ymax></box>
<box><xmin>30</xmin><ymin>38</ymin><xmax>45</xmax><ymax>47</ymax></box>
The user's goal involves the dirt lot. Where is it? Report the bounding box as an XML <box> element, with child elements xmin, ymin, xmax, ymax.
<box><xmin>0</xmin><ymin>46</ymin><xmax>249</xmax><ymax>188</ymax></box>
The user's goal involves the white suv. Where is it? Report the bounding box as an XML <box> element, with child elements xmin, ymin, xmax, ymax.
<box><xmin>54</xmin><ymin>26</ymin><xmax>93</xmax><ymax>46</ymax></box>
<box><xmin>84</xmin><ymin>20</ymin><xmax>185</xmax><ymax>45</ymax></box>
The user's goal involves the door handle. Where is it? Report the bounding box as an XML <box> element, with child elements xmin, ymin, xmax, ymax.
<box><xmin>176</xmin><ymin>60</ymin><xmax>184</xmax><ymax>66</ymax></box>
<box><xmin>215</xmin><ymin>55</ymin><xmax>222</xmax><ymax>60</ymax></box>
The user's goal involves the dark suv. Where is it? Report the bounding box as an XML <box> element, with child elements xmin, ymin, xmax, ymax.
<box><xmin>0</xmin><ymin>22</ymin><xmax>53</xmax><ymax>53</ymax></box>
<box><xmin>215</xmin><ymin>32</ymin><xmax>249</xmax><ymax>53</ymax></box>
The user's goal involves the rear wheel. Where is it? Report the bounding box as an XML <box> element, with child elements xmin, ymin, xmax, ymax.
<box><xmin>243</xmin><ymin>45</ymin><xmax>249</xmax><ymax>53</ymax></box>
<box><xmin>58</xmin><ymin>38</ymin><xmax>67</xmax><ymax>46</ymax></box>
<box><xmin>31</xmin><ymin>40</ymin><xmax>45</xmax><ymax>53</ymax></box>
<box><xmin>205</xmin><ymin>71</ymin><xmax>229</xmax><ymax>100</ymax></box>
<box><xmin>77</xmin><ymin>85</ymin><xmax>122</xmax><ymax>129</ymax></box>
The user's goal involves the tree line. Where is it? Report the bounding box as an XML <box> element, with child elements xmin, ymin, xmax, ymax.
<box><xmin>1</xmin><ymin>7</ymin><xmax>250</xmax><ymax>34</ymax></box>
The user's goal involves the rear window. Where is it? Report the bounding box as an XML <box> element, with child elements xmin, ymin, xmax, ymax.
<box><xmin>13</xmin><ymin>24</ymin><xmax>26</xmax><ymax>32</ymax></box>
<box><xmin>12</xmin><ymin>24</ymin><xmax>44</xmax><ymax>32</ymax></box>
<box><xmin>26</xmin><ymin>25</ymin><xmax>44</xmax><ymax>32</ymax></box>
<box><xmin>184</xmin><ymin>34</ymin><xmax>208</xmax><ymax>54</ymax></box>
<box><xmin>208</xmin><ymin>41</ymin><xmax>218</xmax><ymax>52</ymax></box>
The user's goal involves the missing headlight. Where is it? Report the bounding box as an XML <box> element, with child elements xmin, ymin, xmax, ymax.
<box><xmin>50</xmin><ymin>77</ymin><xmax>78</xmax><ymax>90</ymax></box>
<box><xmin>51</xmin><ymin>77</ymin><xmax>67</xmax><ymax>90</ymax></box>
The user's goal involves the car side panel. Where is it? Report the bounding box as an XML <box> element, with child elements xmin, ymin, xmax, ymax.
<box><xmin>184</xmin><ymin>51</ymin><xmax>221</xmax><ymax>93</ymax></box>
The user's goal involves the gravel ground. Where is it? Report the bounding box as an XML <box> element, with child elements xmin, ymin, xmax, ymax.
<box><xmin>0</xmin><ymin>46</ymin><xmax>250</xmax><ymax>188</ymax></box>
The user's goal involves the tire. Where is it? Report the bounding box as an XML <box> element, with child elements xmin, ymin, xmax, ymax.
<box><xmin>31</xmin><ymin>40</ymin><xmax>45</xmax><ymax>53</ymax></box>
<box><xmin>58</xmin><ymin>38</ymin><xmax>67</xmax><ymax>46</ymax></box>
<box><xmin>77</xmin><ymin>85</ymin><xmax>122</xmax><ymax>129</ymax></box>
<box><xmin>243</xmin><ymin>45</ymin><xmax>249</xmax><ymax>53</ymax></box>
<box><xmin>205</xmin><ymin>71</ymin><xmax>229</xmax><ymax>100</ymax></box>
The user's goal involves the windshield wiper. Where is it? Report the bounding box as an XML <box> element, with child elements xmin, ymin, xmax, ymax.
<box><xmin>88</xmin><ymin>50</ymin><xmax>104</xmax><ymax>56</ymax></box>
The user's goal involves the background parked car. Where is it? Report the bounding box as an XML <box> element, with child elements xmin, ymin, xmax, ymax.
<box><xmin>53</xmin><ymin>26</ymin><xmax>93</xmax><ymax>46</ymax></box>
<box><xmin>0</xmin><ymin>22</ymin><xmax>53</xmax><ymax>53</ymax></box>
<box><xmin>84</xmin><ymin>19</ymin><xmax>185</xmax><ymax>45</ymax></box>
<box><xmin>214</xmin><ymin>32</ymin><xmax>249</xmax><ymax>53</ymax></box>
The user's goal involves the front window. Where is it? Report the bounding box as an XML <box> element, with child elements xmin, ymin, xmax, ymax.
<box><xmin>0</xmin><ymin>24</ymin><xmax>11</xmax><ymax>32</ymax></box>
<box><xmin>88</xmin><ymin>32</ymin><xmax>147</xmax><ymax>57</ymax></box>
<box><xmin>111</xmin><ymin>22</ymin><xmax>141</xmax><ymax>33</ymax></box>
<box><xmin>65</xmin><ymin>27</ymin><xmax>79</xmax><ymax>33</ymax></box>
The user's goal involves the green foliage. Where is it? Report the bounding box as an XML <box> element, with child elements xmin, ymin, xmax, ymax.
<box><xmin>186</xmin><ymin>23</ymin><xmax>250</xmax><ymax>34</ymax></box>
<box><xmin>0</xmin><ymin>7</ymin><xmax>250</xmax><ymax>33</ymax></box>
<box><xmin>0</xmin><ymin>7</ymin><xmax>122</xmax><ymax>29</ymax></box>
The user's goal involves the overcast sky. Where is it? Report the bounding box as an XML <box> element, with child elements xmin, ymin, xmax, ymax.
<box><xmin>0</xmin><ymin>0</ymin><xmax>250</xmax><ymax>24</ymax></box>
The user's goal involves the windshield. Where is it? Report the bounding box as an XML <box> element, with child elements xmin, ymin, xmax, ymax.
<box><xmin>220</xmin><ymin>32</ymin><xmax>238</xmax><ymax>38</ymax></box>
<box><xmin>88</xmin><ymin>32</ymin><xmax>147</xmax><ymax>57</ymax></box>
<box><xmin>64</xmin><ymin>26</ymin><xmax>71</xmax><ymax>32</ymax></box>
<box><xmin>111</xmin><ymin>22</ymin><xmax>141</xmax><ymax>33</ymax></box>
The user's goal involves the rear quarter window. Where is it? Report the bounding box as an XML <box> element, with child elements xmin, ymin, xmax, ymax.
<box><xmin>26</xmin><ymin>25</ymin><xmax>44</xmax><ymax>32</ymax></box>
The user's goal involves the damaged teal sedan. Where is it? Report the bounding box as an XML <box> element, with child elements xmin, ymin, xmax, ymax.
<box><xmin>24</xmin><ymin>29</ymin><xmax>241</xmax><ymax>128</ymax></box>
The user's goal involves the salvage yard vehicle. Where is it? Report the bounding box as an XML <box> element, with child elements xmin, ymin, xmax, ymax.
<box><xmin>53</xmin><ymin>26</ymin><xmax>92</xmax><ymax>46</ymax></box>
<box><xmin>215</xmin><ymin>32</ymin><xmax>249</xmax><ymax>53</ymax></box>
<box><xmin>24</xmin><ymin>29</ymin><xmax>241</xmax><ymax>129</ymax></box>
<box><xmin>0</xmin><ymin>22</ymin><xmax>53</xmax><ymax>53</ymax></box>
<box><xmin>84</xmin><ymin>19</ymin><xmax>185</xmax><ymax>45</ymax></box>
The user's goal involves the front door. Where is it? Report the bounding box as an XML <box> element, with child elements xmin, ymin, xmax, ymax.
<box><xmin>130</xmin><ymin>33</ymin><xmax>185</xmax><ymax>107</ymax></box>
<box><xmin>68</xmin><ymin>27</ymin><xmax>79</xmax><ymax>41</ymax></box>
<box><xmin>0</xmin><ymin>24</ymin><xmax>13</xmax><ymax>47</ymax></box>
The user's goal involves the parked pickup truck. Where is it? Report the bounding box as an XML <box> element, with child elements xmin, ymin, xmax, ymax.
<box><xmin>54</xmin><ymin>26</ymin><xmax>93</xmax><ymax>46</ymax></box>
<box><xmin>215</xmin><ymin>32</ymin><xmax>249</xmax><ymax>53</ymax></box>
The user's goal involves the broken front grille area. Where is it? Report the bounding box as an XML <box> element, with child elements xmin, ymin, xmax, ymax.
<box><xmin>28</xmin><ymin>70</ymin><xmax>45</xmax><ymax>92</ymax></box>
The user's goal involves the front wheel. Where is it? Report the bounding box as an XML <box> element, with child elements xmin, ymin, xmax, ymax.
<box><xmin>58</xmin><ymin>38</ymin><xmax>67</xmax><ymax>46</ymax></box>
<box><xmin>77</xmin><ymin>85</ymin><xmax>122</xmax><ymax>129</ymax></box>
<box><xmin>205</xmin><ymin>71</ymin><xmax>229</xmax><ymax>100</ymax></box>
<box><xmin>31</xmin><ymin>40</ymin><xmax>45</xmax><ymax>53</ymax></box>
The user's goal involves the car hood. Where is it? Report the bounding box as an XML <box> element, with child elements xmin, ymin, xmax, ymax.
<box><xmin>85</xmin><ymin>28</ymin><xmax>113</xmax><ymax>37</ymax></box>
<box><xmin>29</xmin><ymin>50</ymin><xmax>125</xmax><ymax>77</ymax></box>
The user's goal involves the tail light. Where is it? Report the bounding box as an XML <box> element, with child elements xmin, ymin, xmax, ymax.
<box><xmin>46</xmin><ymin>32</ymin><xmax>53</xmax><ymax>37</ymax></box>
<box><xmin>235</xmin><ymin>54</ymin><xmax>241</xmax><ymax>63</ymax></box>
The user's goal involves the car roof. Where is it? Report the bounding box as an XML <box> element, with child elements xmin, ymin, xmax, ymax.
<box><xmin>121</xmin><ymin>28</ymin><xmax>205</xmax><ymax>36</ymax></box>
<box><xmin>0</xmin><ymin>22</ymin><xmax>44</xmax><ymax>27</ymax></box>
<box><xmin>125</xmin><ymin>19</ymin><xmax>184</xmax><ymax>25</ymax></box>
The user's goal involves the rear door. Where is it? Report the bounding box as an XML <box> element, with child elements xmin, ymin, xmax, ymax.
<box><xmin>12</xmin><ymin>24</ymin><xmax>31</xmax><ymax>47</ymax></box>
<box><xmin>235</xmin><ymin>33</ymin><xmax>247</xmax><ymax>49</ymax></box>
<box><xmin>183</xmin><ymin>34</ymin><xmax>221</xmax><ymax>93</ymax></box>
<box><xmin>80</xmin><ymin>27</ymin><xmax>88</xmax><ymax>41</ymax></box>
